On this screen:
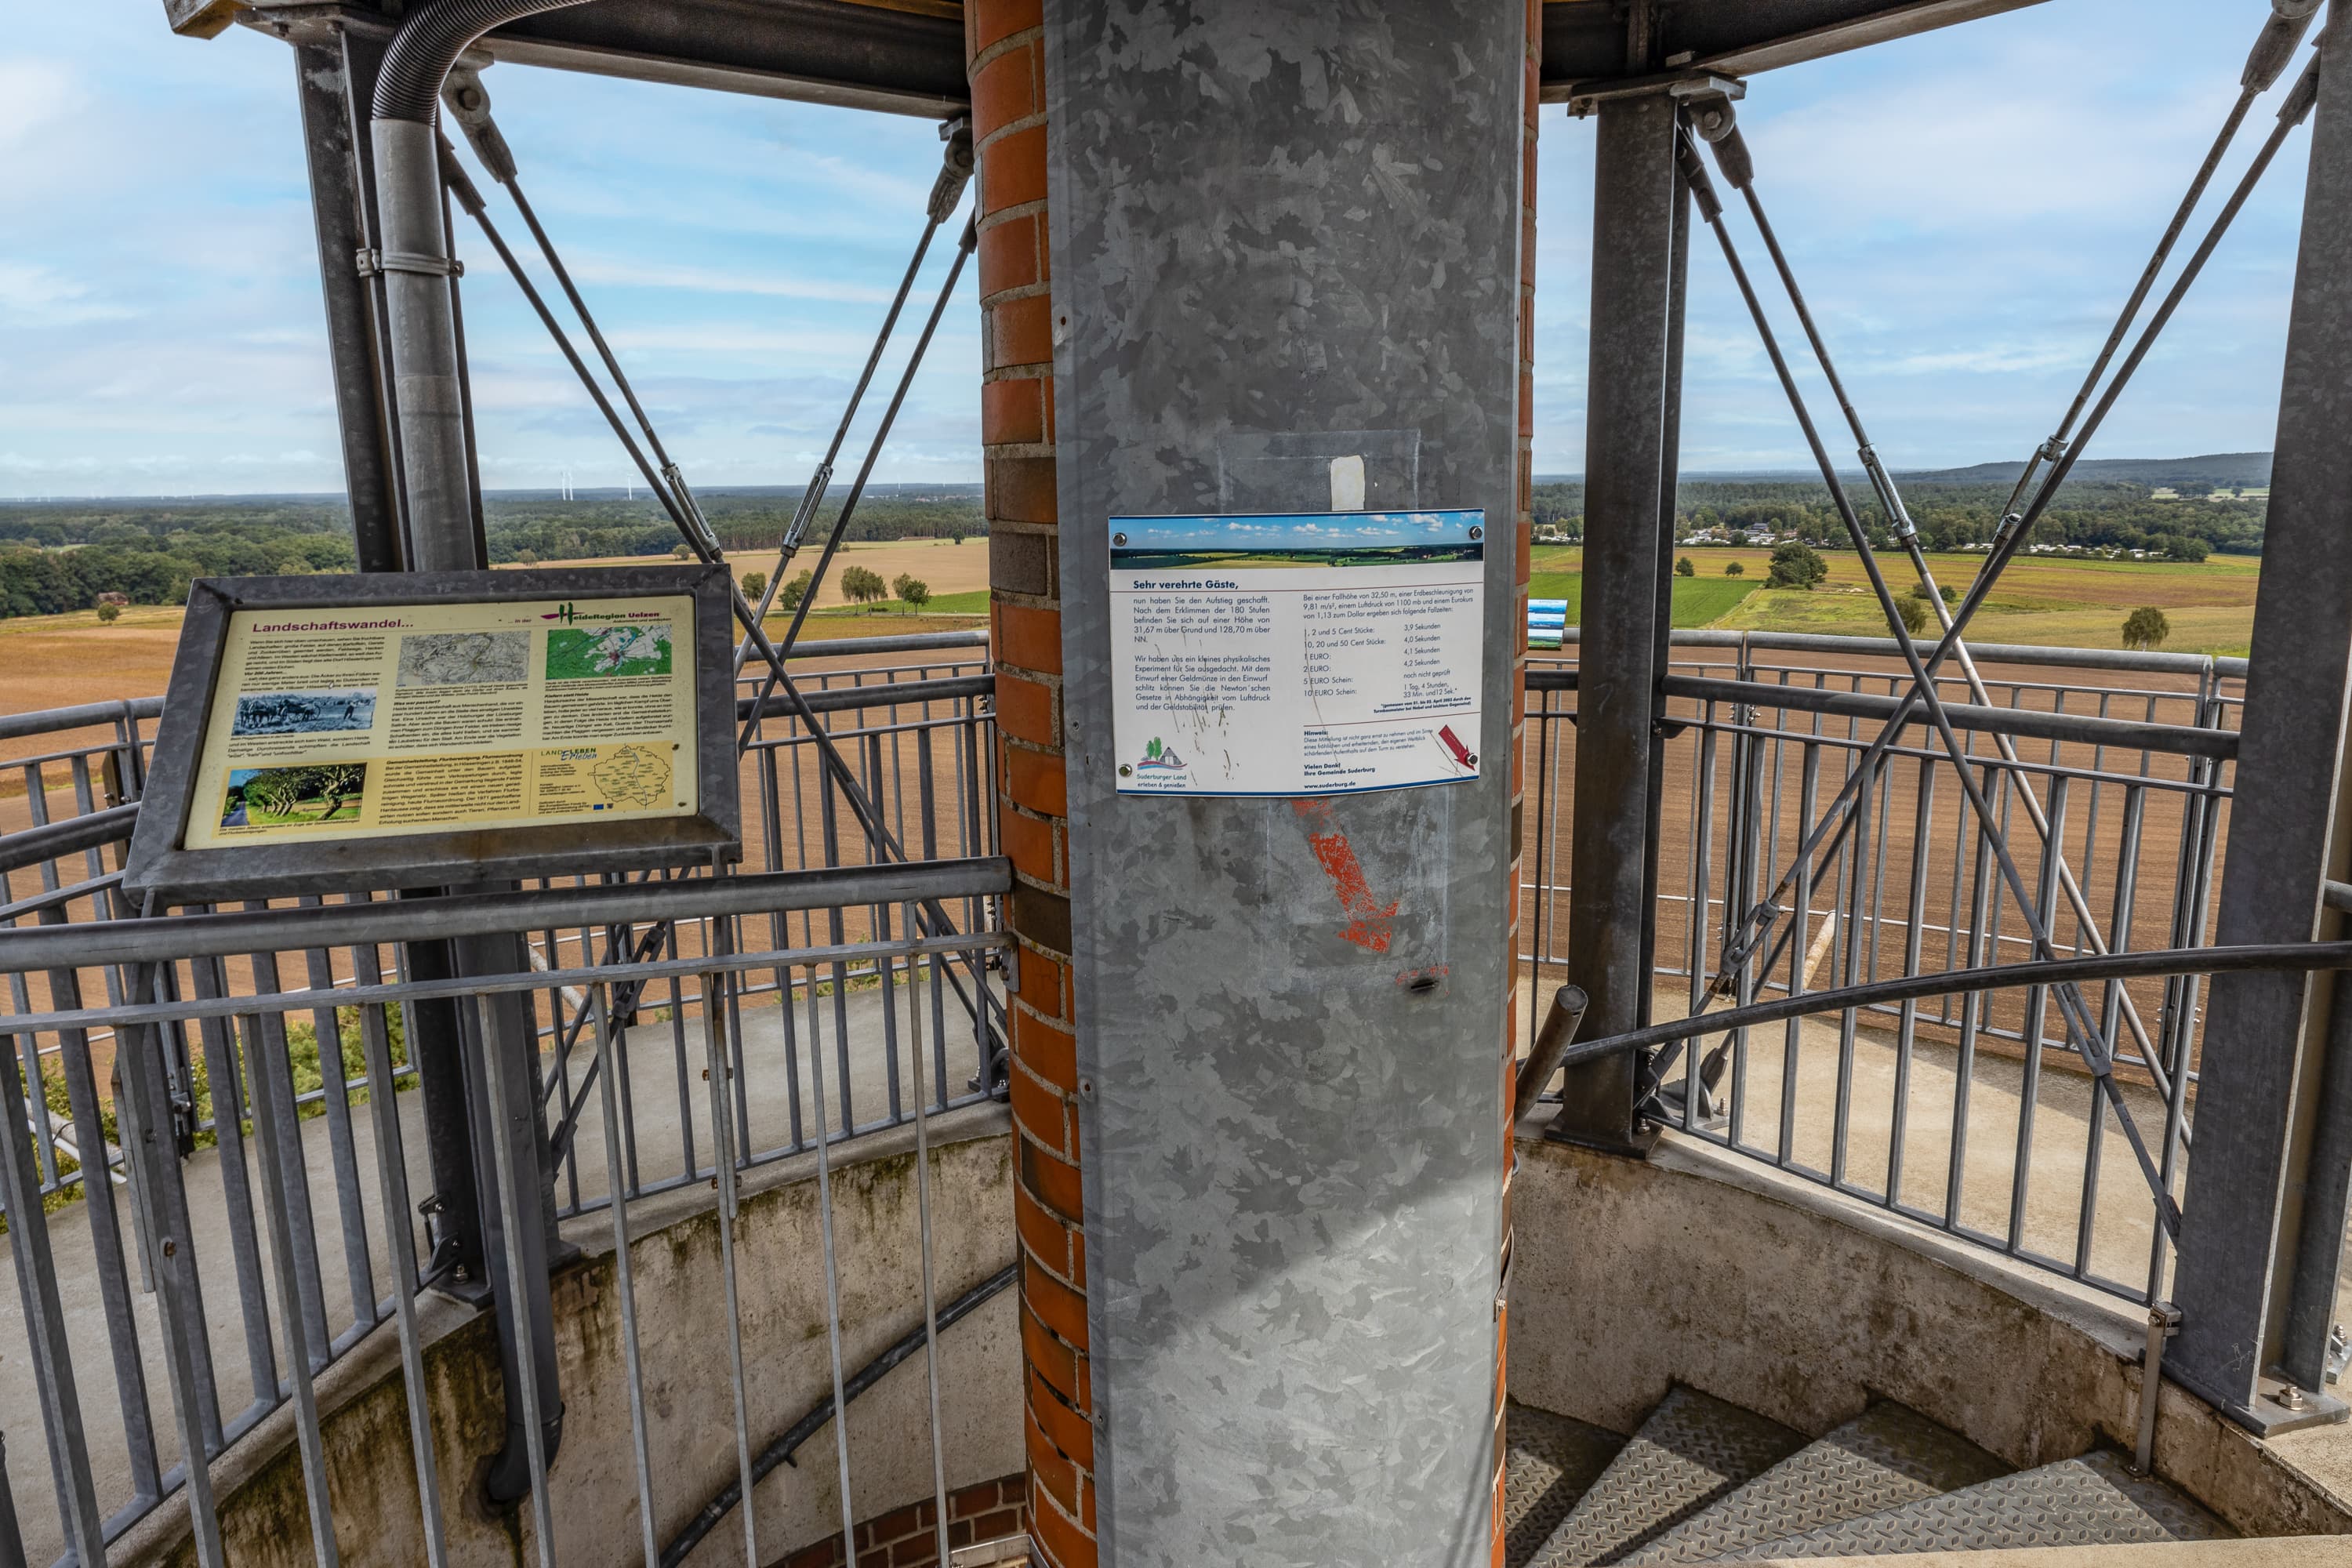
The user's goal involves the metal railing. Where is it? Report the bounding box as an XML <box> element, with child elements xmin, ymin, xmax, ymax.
<box><xmin>0</xmin><ymin>632</ymin><xmax>1010</xmax><ymax>1567</ymax></box>
<box><xmin>1520</xmin><ymin>629</ymin><xmax>2243</xmax><ymax>1307</ymax></box>
<box><xmin>1</xmin><ymin>865</ymin><xmax>1009</xmax><ymax>1568</ymax></box>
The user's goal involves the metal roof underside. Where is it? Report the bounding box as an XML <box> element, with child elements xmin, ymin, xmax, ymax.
<box><xmin>209</xmin><ymin>0</ymin><xmax>2049</xmax><ymax>118</ymax></box>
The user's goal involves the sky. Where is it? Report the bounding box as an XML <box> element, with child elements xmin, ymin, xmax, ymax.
<box><xmin>0</xmin><ymin>2</ymin><xmax>2318</xmax><ymax>499</ymax></box>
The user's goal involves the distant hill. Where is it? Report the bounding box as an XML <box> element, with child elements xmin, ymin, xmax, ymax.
<box><xmin>1534</xmin><ymin>454</ymin><xmax>2274</xmax><ymax>492</ymax></box>
<box><xmin>1893</xmin><ymin>453</ymin><xmax>2271</xmax><ymax>490</ymax></box>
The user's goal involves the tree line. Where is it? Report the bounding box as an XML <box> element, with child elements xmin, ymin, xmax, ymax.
<box><xmin>1532</xmin><ymin>478</ymin><xmax>2263</xmax><ymax>557</ymax></box>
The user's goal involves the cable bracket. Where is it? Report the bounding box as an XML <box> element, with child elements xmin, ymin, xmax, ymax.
<box><xmin>356</xmin><ymin>248</ymin><xmax>463</xmax><ymax>280</ymax></box>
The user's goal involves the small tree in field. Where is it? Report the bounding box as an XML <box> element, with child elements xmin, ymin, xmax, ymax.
<box><xmin>2122</xmin><ymin>606</ymin><xmax>2171</xmax><ymax>650</ymax></box>
<box><xmin>1725</xmin><ymin>561</ymin><xmax>1744</xmax><ymax>577</ymax></box>
<box><xmin>96</xmin><ymin>602</ymin><xmax>122</xmax><ymax>624</ymax></box>
<box><xmin>1675</xmin><ymin>556</ymin><xmax>1695</xmax><ymax>578</ymax></box>
<box><xmin>840</xmin><ymin>565</ymin><xmax>887</xmax><ymax>608</ymax></box>
<box><xmin>1767</xmin><ymin>541</ymin><xmax>1828</xmax><ymax>590</ymax></box>
<box><xmin>779</xmin><ymin>570</ymin><xmax>813</xmax><ymax>612</ymax></box>
<box><xmin>893</xmin><ymin>574</ymin><xmax>931</xmax><ymax>610</ymax></box>
<box><xmin>1896</xmin><ymin>593</ymin><xmax>1930</xmax><ymax>637</ymax></box>
<box><xmin>671</xmin><ymin>543</ymin><xmax>692</xmax><ymax>561</ymax></box>
<box><xmin>741</xmin><ymin>571</ymin><xmax>768</xmax><ymax>601</ymax></box>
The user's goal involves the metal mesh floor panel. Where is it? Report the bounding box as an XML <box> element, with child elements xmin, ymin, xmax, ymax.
<box><xmin>1525</xmin><ymin>1387</ymin><xmax>1806</xmax><ymax>1568</ymax></box>
<box><xmin>1719</xmin><ymin>1448</ymin><xmax>2234</xmax><ymax>1559</ymax></box>
<box><xmin>1617</xmin><ymin>1400</ymin><xmax>2008</xmax><ymax>1563</ymax></box>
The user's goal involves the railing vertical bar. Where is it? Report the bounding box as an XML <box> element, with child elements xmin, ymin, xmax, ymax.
<box><xmin>1781</xmin><ymin>739</ymin><xmax>1821</xmax><ymax>1170</ymax></box>
<box><xmin>38</xmin><ymin>906</ymin><xmax>163</xmax><ymax>1506</ymax></box>
<box><xmin>248</xmin><ymin>982</ymin><xmax>334</xmax><ymax>1371</ymax></box>
<box><xmin>111</xmin><ymin>993</ymin><xmax>228</xmax><ymax>1568</ymax></box>
<box><xmin>2012</xmin><ymin>774</ymin><xmax>2067</xmax><ymax>1258</ymax></box>
<box><xmin>898</xmin><ymin>902</ymin><xmax>955</xmax><ymax>1567</ymax></box>
<box><xmin>472</xmin><ymin>996</ymin><xmax>554</xmax><ymax>1568</ymax></box>
<box><xmin>698</xmin><ymin>957</ymin><xmax>760</xmax><ymax>1568</ymax></box>
<box><xmin>1947</xmin><ymin>760</ymin><xmax>1998</xmax><ymax>1231</ymax></box>
<box><xmin>347</xmin><ymin>932</ymin><xmax>449</xmax><ymax>1568</ymax></box>
<box><xmin>187</xmin><ymin>953</ymin><xmax>281</xmax><ymax>1412</ymax></box>
<box><xmin>298</xmin><ymin>920</ymin><xmax>379</xmax><ymax>1334</ymax></box>
<box><xmin>590</xmin><ymin>982</ymin><xmax>662</xmax><ymax>1568</ymax></box>
<box><xmin>240</xmin><ymin>997</ymin><xmax>343</xmax><ymax>1568</ymax></box>
<box><xmin>1831</xmin><ymin>751</ymin><xmax>1871</xmax><ymax>1189</ymax></box>
<box><xmin>1888</xmin><ymin>757</ymin><xmax>1936</xmax><ymax>1209</ymax></box>
<box><xmin>0</xmin><ymin>1026</ymin><xmax>108</xmax><ymax>1568</ymax></box>
<box><xmin>664</xmin><ymin>921</ymin><xmax>698</xmax><ymax>1180</ymax></box>
<box><xmin>804</xmin><ymin>916</ymin><xmax>862</xmax><ymax>1568</ymax></box>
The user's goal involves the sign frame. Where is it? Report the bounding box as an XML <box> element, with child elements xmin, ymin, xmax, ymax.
<box><xmin>124</xmin><ymin>565</ymin><xmax>741</xmax><ymax>906</ymax></box>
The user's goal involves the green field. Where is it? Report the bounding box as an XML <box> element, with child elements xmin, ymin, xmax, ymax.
<box><xmin>1528</xmin><ymin>546</ymin><xmax>2261</xmax><ymax>653</ymax></box>
<box><xmin>1529</xmin><ymin>572</ymin><xmax>1759</xmax><ymax>629</ymax></box>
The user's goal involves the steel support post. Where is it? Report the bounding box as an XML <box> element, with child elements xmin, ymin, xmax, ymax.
<box><xmin>2172</xmin><ymin>33</ymin><xmax>2352</xmax><ymax>1432</ymax></box>
<box><xmin>290</xmin><ymin>21</ymin><xmax>407</xmax><ymax>573</ymax></box>
<box><xmin>1638</xmin><ymin>162</ymin><xmax>1693</xmax><ymax>1009</ymax></box>
<box><xmin>1552</xmin><ymin>89</ymin><xmax>1686</xmax><ymax>1156</ymax></box>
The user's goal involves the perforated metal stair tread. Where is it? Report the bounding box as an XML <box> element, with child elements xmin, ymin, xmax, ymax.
<box><xmin>1523</xmin><ymin>1385</ymin><xmax>1807</xmax><ymax>1568</ymax></box>
<box><xmin>1506</xmin><ymin>1402</ymin><xmax>1632</xmax><ymax>1567</ymax></box>
<box><xmin>1616</xmin><ymin>1399</ymin><xmax>2009</xmax><ymax>1563</ymax></box>
<box><xmin>1715</xmin><ymin>1448</ymin><xmax>2234</xmax><ymax>1560</ymax></box>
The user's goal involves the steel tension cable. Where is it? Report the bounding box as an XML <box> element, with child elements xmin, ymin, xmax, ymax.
<box><xmin>1670</xmin><ymin>128</ymin><xmax>2180</xmax><ymax>1227</ymax></box>
<box><xmin>435</xmin><ymin>132</ymin><xmax>1004</xmax><ymax>1063</ymax></box>
<box><xmin>735</xmin><ymin>120</ymin><xmax>975</xmax><ymax>662</ymax></box>
<box><xmin>734</xmin><ymin>215</ymin><xmax>980</xmax><ymax>749</ymax></box>
<box><xmin>1995</xmin><ymin>0</ymin><xmax>2319</xmax><ymax>522</ymax></box>
<box><xmin>1690</xmin><ymin>56</ymin><xmax>2321</xmax><ymax>1031</ymax></box>
<box><xmin>1682</xmin><ymin>107</ymin><xmax>2181</xmax><ymax>1109</ymax></box>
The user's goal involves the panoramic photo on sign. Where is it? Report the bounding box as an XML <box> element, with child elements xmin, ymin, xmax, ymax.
<box><xmin>1109</xmin><ymin>510</ymin><xmax>1486</xmax><ymax>797</ymax></box>
<box><xmin>179</xmin><ymin>593</ymin><xmax>698</xmax><ymax>851</ymax></box>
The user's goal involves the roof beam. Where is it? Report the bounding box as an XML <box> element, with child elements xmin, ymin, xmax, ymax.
<box><xmin>1540</xmin><ymin>0</ymin><xmax>2052</xmax><ymax>100</ymax></box>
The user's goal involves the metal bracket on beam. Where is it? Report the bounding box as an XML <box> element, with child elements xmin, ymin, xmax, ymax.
<box><xmin>1565</xmin><ymin>70</ymin><xmax>1745</xmax><ymax>118</ymax></box>
<box><xmin>356</xmin><ymin>248</ymin><xmax>465</xmax><ymax>279</ymax></box>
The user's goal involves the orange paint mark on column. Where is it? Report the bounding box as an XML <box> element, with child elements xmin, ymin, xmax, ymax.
<box><xmin>1293</xmin><ymin>800</ymin><xmax>1402</xmax><ymax>952</ymax></box>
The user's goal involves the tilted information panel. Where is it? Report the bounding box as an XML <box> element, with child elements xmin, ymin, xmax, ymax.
<box><xmin>125</xmin><ymin>565</ymin><xmax>739</xmax><ymax>905</ymax></box>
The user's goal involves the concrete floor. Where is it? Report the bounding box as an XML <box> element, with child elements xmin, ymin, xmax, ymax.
<box><xmin>0</xmin><ymin>971</ymin><xmax>995</xmax><ymax>1568</ymax></box>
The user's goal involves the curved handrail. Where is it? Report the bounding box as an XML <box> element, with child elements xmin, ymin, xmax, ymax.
<box><xmin>1552</xmin><ymin>939</ymin><xmax>2352</xmax><ymax>1073</ymax></box>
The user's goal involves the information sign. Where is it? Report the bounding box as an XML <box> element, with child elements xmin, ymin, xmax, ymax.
<box><xmin>1109</xmin><ymin>510</ymin><xmax>1486</xmax><ymax>797</ymax></box>
<box><xmin>125</xmin><ymin>566</ymin><xmax>740</xmax><ymax>903</ymax></box>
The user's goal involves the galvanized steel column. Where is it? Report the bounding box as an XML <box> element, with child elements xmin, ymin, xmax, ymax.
<box><xmin>1552</xmin><ymin>89</ymin><xmax>1686</xmax><ymax>1155</ymax></box>
<box><xmin>1042</xmin><ymin>4</ymin><xmax>1529</xmax><ymax>1562</ymax></box>
<box><xmin>2172</xmin><ymin>34</ymin><xmax>2352</xmax><ymax>1428</ymax></box>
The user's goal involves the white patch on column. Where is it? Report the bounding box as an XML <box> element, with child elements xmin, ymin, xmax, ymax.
<box><xmin>1328</xmin><ymin>455</ymin><xmax>1367</xmax><ymax>512</ymax></box>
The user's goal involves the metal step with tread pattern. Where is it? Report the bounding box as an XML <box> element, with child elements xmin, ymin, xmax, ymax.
<box><xmin>1715</xmin><ymin>1447</ymin><xmax>2234</xmax><ymax>1560</ymax></box>
<box><xmin>1523</xmin><ymin>1385</ymin><xmax>1809</xmax><ymax>1568</ymax></box>
<box><xmin>1615</xmin><ymin>1399</ymin><xmax>2007</xmax><ymax>1564</ymax></box>
<box><xmin>1505</xmin><ymin>1401</ymin><xmax>1632</xmax><ymax>1568</ymax></box>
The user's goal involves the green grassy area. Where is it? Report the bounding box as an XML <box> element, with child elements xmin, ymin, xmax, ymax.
<box><xmin>1529</xmin><ymin>572</ymin><xmax>1759</xmax><ymax>630</ymax></box>
<box><xmin>1530</xmin><ymin>545</ymin><xmax>2260</xmax><ymax>653</ymax></box>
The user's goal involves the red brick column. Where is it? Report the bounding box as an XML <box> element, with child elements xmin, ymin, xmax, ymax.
<box><xmin>1495</xmin><ymin>1</ymin><xmax>1543</xmax><ymax>1562</ymax></box>
<box><xmin>969</xmin><ymin>5</ymin><xmax>1094</xmax><ymax>1567</ymax></box>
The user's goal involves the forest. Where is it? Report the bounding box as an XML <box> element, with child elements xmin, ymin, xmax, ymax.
<box><xmin>1534</xmin><ymin>475</ymin><xmax>2268</xmax><ymax>559</ymax></box>
<box><xmin>0</xmin><ymin>466</ymin><xmax>2273</xmax><ymax>620</ymax></box>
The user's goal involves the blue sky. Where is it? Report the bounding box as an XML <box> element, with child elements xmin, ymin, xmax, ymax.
<box><xmin>0</xmin><ymin>3</ymin><xmax>2315</xmax><ymax>498</ymax></box>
